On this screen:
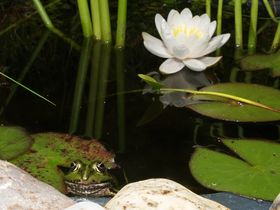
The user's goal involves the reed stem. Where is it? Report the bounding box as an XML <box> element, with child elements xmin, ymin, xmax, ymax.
<box><xmin>262</xmin><ymin>0</ymin><xmax>278</xmax><ymax>22</ymax></box>
<box><xmin>216</xmin><ymin>0</ymin><xmax>223</xmax><ymax>35</ymax></box>
<box><xmin>99</xmin><ymin>0</ymin><xmax>112</xmax><ymax>43</ymax></box>
<box><xmin>234</xmin><ymin>0</ymin><xmax>243</xmax><ymax>48</ymax></box>
<box><xmin>115</xmin><ymin>0</ymin><xmax>127</xmax><ymax>48</ymax></box>
<box><xmin>271</xmin><ymin>22</ymin><xmax>280</xmax><ymax>51</ymax></box>
<box><xmin>206</xmin><ymin>0</ymin><xmax>211</xmax><ymax>18</ymax></box>
<box><xmin>248</xmin><ymin>0</ymin><xmax>258</xmax><ymax>53</ymax></box>
<box><xmin>77</xmin><ymin>0</ymin><xmax>93</xmax><ymax>37</ymax></box>
<box><xmin>32</xmin><ymin>0</ymin><xmax>54</xmax><ymax>28</ymax></box>
<box><xmin>90</xmin><ymin>0</ymin><xmax>101</xmax><ymax>40</ymax></box>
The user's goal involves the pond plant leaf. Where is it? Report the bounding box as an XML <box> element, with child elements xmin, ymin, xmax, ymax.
<box><xmin>11</xmin><ymin>132</ymin><xmax>115</xmax><ymax>193</ymax></box>
<box><xmin>240</xmin><ymin>51</ymin><xmax>280</xmax><ymax>77</ymax></box>
<box><xmin>187</xmin><ymin>83</ymin><xmax>280</xmax><ymax>122</ymax></box>
<box><xmin>138</xmin><ymin>74</ymin><xmax>164</xmax><ymax>90</ymax></box>
<box><xmin>138</xmin><ymin>74</ymin><xmax>280</xmax><ymax>113</ymax></box>
<box><xmin>0</xmin><ymin>126</ymin><xmax>32</xmax><ymax>160</ymax></box>
<box><xmin>189</xmin><ymin>139</ymin><xmax>280</xmax><ymax>201</ymax></box>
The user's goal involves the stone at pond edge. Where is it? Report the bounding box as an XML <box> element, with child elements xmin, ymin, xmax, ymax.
<box><xmin>0</xmin><ymin>160</ymin><xmax>75</xmax><ymax>210</ymax></box>
<box><xmin>270</xmin><ymin>193</ymin><xmax>280</xmax><ymax>210</ymax></box>
<box><xmin>105</xmin><ymin>178</ymin><xmax>229</xmax><ymax>210</ymax></box>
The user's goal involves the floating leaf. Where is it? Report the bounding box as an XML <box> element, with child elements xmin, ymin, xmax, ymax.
<box><xmin>189</xmin><ymin>139</ymin><xmax>280</xmax><ymax>201</ymax></box>
<box><xmin>240</xmin><ymin>52</ymin><xmax>280</xmax><ymax>77</ymax></box>
<box><xmin>138</xmin><ymin>74</ymin><xmax>164</xmax><ymax>90</ymax></box>
<box><xmin>187</xmin><ymin>83</ymin><xmax>280</xmax><ymax>122</ymax></box>
<box><xmin>11</xmin><ymin>132</ymin><xmax>115</xmax><ymax>193</ymax></box>
<box><xmin>0</xmin><ymin>126</ymin><xmax>32</xmax><ymax>160</ymax></box>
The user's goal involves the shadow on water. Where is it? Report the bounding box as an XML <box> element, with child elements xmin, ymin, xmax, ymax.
<box><xmin>1</xmin><ymin>0</ymin><xmax>280</xmax><ymax>194</ymax></box>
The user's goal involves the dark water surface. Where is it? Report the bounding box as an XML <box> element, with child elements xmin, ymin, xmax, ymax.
<box><xmin>1</xmin><ymin>0</ymin><xmax>280</xmax><ymax>194</ymax></box>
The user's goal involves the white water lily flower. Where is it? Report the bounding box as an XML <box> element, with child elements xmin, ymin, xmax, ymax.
<box><xmin>142</xmin><ymin>8</ymin><xmax>230</xmax><ymax>74</ymax></box>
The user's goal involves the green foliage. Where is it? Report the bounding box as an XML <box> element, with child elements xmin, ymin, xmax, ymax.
<box><xmin>241</xmin><ymin>51</ymin><xmax>280</xmax><ymax>77</ymax></box>
<box><xmin>188</xmin><ymin>83</ymin><xmax>280</xmax><ymax>122</ymax></box>
<box><xmin>139</xmin><ymin>74</ymin><xmax>280</xmax><ymax>122</ymax></box>
<box><xmin>138</xmin><ymin>74</ymin><xmax>164</xmax><ymax>90</ymax></box>
<box><xmin>190</xmin><ymin>139</ymin><xmax>280</xmax><ymax>201</ymax></box>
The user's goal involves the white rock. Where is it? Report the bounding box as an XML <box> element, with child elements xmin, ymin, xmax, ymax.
<box><xmin>64</xmin><ymin>201</ymin><xmax>105</xmax><ymax>210</ymax></box>
<box><xmin>270</xmin><ymin>193</ymin><xmax>280</xmax><ymax>210</ymax></box>
<box><xmin>105</xmin><ymin>178</ymin><xmax>229</xmax><ymax>210</ymax></box>
<box><xmin>0</xmin><ymin>160</ymin><xmax>75</xmax><ymax>210</ymax></box>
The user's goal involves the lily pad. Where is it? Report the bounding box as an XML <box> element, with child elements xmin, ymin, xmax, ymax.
<box><xmin>189</xmin><ymin>139</ymin><xmax>280</xmax><ymax>201</ymax></box>
<box><xmin>11</xmin><ymin>132</ymin><xmax>115</xmax><ymax>193</ymax></box>
<box><xmin>0</xmin><ymin>126</ymin><xmax>32</xmax><ymax>160</ymax></box>
<box><xmin>240</xmin><ymin>51</ymin><xmax>280</xmax><ymax>77</ymax></box>
<box><xmin>187</xmin><ymin>83</ymin><xmax>280</xmax><ymax>122</ymax></box>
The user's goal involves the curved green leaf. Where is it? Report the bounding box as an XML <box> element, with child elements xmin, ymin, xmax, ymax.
<box><xmin>240</xmin><ymin>51</ymin><xmax>280</xmax><ymax>77</ymax></box>
<box><xmin>138</xmin><ymin>74</ymin><xmax>164</xmax><ymax>90</ymax></box>
<box><xmin>187</xmin><ymin>83</ymin><xmax>280</xmax><ymax>122</ymax></box>
<box><xmin>0</xmin><ymin>126</ymin><xmax>32</xmax><ymax>160</ymax></box>
<box><xmin>189</xmin><ymin>139</ymin><xmax>280</xmax><ymax>201</ymax></box>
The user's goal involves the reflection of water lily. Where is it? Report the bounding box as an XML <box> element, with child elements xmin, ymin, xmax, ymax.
<box><xmin>143</xmin><ymin>70</ymin><xmax>216</xmax><ymax>107</ymax></box>
<box><xmin>142</xmin><ymin>8</ymin><xmax>230</xmax><ymax>74</ymax></box>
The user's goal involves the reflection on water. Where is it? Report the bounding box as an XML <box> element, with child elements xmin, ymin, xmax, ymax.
<box><xmin>143</xmin><ymin>70</ymin><xmax>216</xmax><ymax>107</ymax></box>
<box><xmin>0</xmin><ymin>0</ymin><xmax>280</xmax><ymax>194</ymax></box>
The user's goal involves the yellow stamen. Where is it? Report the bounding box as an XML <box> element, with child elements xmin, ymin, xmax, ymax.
<box><xmin>172</xmin><ymin>24</ymin><xmax>202</xmax><ymax>39</ymax></box>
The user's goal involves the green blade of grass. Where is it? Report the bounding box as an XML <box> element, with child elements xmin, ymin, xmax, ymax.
<box><xmin>0</xmin><ymin>72</ymin><xmax>56</xmax><ymax>106</ymax></box>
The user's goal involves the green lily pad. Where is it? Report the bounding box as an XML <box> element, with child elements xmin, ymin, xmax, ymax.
<box><xmin>187</xmin><ymin>83</ymin><xmax>280</xmax><ymax>122</ymax></box>
<box><xmin>189</xmin><ymin>139</ymin><xmax>280</xmax><ymax>201</ymax></box>
<box><xmin>11</xmin><ymin>132</ymin><xmax>115</xmax><ymax>193</ymax></box>
<box><xmin>0</xmin><ymin>126</ymin><xmax>32</xmax><ymax>160</ymax></box>
<box><xmin>240</xmin><ymin>51</ymin><xmax>280</xmax><ymax>77</ymax></box>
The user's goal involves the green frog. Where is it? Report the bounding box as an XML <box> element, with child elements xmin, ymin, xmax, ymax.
<box><xmin>63</xmin><ymin>160</ymin><xmax>117</xmax><ymax>197</ymax></box>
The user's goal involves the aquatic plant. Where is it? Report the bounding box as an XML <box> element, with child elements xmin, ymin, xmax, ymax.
<box><xmin>142</xmin><ymin>8</ymin><xmax>230</xmax><ymax>74</ymax></box>
<box><xmin>207</xmin><ymin>0</ymin><xmax>280</xmax><ymax>52</ymax></box>
<box><xmin>190</xmin><ymin>139</ymin><xmax>280</xmax><ymax>201</ymax></box>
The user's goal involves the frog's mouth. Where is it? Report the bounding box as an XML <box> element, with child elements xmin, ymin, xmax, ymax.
<box><xmin>64</xmin><ymin>180</ymin><xmax>113</xmax><ymax>196</ymax></box>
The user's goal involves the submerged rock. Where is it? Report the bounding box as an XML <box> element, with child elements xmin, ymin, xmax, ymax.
<box><xmin>105</xmin><ymin>178</ymin><xmax>229</xmax><ymax>210</ymax></box>
<box><xmin>0</xmin><ymin>160</ymin><xmax>75</xmax><ymax>210</ymax></box>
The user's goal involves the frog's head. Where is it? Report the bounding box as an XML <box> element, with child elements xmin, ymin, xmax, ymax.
<box><xmin>63</xmin><ymin>160</ymin><xmax>116</xmax><ymax>196</ymax></box>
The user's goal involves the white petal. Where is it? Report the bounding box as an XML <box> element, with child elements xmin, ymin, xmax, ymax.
<box><xmin>155</xmin><ymin>14</ymin><xmax>165</xmax><ymax>38</ymax></box>
<box><xmin>198</xmin><ymin>56</ymin><xmax>222</xmax><ymax>67</ymax></box>
<box><xmin>201</xmin><ymin>33</ymin><xmax>231</xmax><ymax>56</ymax></box>
<box><xmin>167</xmin><ymin>10</ymin><xmax>184</xmax><ymax>28</ymax></box>
<box><xmin>180</xmin><ymin>8</ymin><xmax>192</xmax><ymax>19</ymax></box>
<box><xmin>159</xmin><ymin>58</ymin><xmax>185</xmax><ymax>74</ymax></box>
<box><xmin>208</xmin><ymin>21</ymin><xmax>217</xmax><ymax>38</ymax></box>
<box><xmin>189</xmin><ymin>41</ymin><xmax>209</xmax><ymax>58</ymax></box>
<box><xmin>167</xmin><ymin>9</ymin><xmax>179</xmax><ymax>25</ymax></box>
<box><xmin>172</xmin><ymin>44</ymin><xmax>190</xmax><ymax>59</ymax></box>
<box><xmin>183</xmin><ymin>59</ymin><xmax>206</xmax><ymax>71</ymax></box>
<box><xmin>142</xmin><ymin>32</ymin><xmax>172</xmax><ymax>58</ymax></box>
<box><xmin>215</xmin><ymin>33</ymin><xmax>231</xmax><ymax>48</ymax></box>
<box><xmin>199</xmin><ymin>14</ymin><xmax>210</xmax><ymax>29</ymax></box>
<box><xmin>160</xmin><ymin>20</ymin><xmax>178</xmax><ymax>54</ymax></box>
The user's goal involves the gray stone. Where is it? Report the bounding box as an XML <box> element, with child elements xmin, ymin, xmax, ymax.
<box><xmin>0</xmin><ymin>160</ymin><xmax>75</xmax><ymax>210</ymax></box>
<box><xmin>105</xmin><ymin>178</ymin><xmax>229</xmax><ymax>210</ymax></box>
<box><xmin>270</xmin><ymin>193</ymin><xmax>280</xmax><ymax>210</ymax></box>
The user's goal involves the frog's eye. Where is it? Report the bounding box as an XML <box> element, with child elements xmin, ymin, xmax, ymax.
<box><xmin>70</xmin><ymin>161</ymin><xmax>81</xmax><ymax>171</ymax></box>
<box><xmin>93</xmin><ymin>162</ymin><xmax>106</xmax><ymax>173</ymax></box>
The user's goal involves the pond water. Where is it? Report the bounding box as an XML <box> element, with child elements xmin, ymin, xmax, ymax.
<box><xmin>1</xmin><ymin>0</ymin><xmax>280</xmax><ymax>195</ymax></box>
